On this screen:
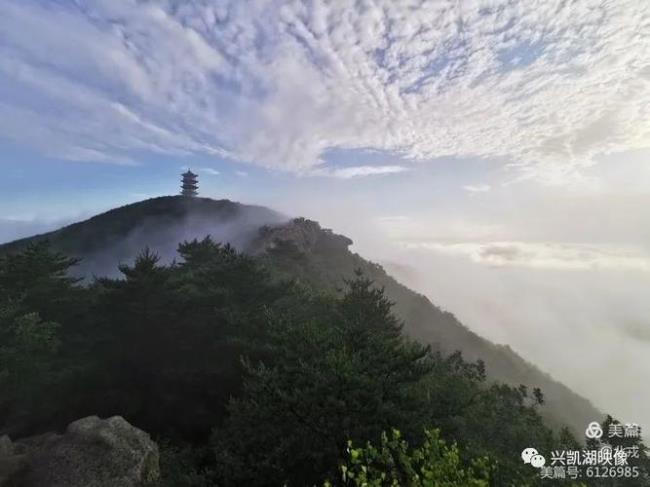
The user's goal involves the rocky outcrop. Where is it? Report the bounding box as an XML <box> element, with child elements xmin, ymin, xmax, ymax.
<box><xmin>0</xmin><ymin>416</ymin><xmax>159</xmax><ymax>487</ymax></box>
<box><xmin>251</xmin><ymin>217</ymin><xmax>353</xmax><ymax>255</ymax></box>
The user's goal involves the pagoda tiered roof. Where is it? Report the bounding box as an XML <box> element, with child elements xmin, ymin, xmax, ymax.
<box><xmin>181</xmin><ymin>169</ymin><xmax>199</xmax><ymax>196</ymax></box>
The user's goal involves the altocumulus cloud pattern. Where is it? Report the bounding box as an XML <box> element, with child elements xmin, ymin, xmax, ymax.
<box><xmin>0</xmin><ymin>0</ymin><xmax>649</xmax><ymax>180</ymax></box>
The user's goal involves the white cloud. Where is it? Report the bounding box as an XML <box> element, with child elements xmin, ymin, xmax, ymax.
<box><xmin>463</xmin><ymin>184</ymin><xmax>491</xmax><ymax>193</ymax></box>
<box><xmin>403</xmin><ymin>241</ymin><xmax>650</xmax><ymax>272</ymax></box>
<box><xmin>0</xmin><ymin>0</ymin><xmax>649</xmax><ymax>180</ymax></box>
<box><xmin>314</xmin><ymin>165</ymin><xmax>409</xmax><ymax>179</ymax></box>
<box><xmin>381</xmin><ymin>243</ymin><xmax>650</xmax><ymax>440</ymax></box>
<box><xmin>199</xmin><ymin>167</ymin><xmax>221</xmax><ymax>176</ymax></box>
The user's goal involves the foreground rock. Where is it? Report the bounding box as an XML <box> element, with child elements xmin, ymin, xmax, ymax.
<box><xmin>0</xmin><ymin>416</ymin><xmax>159</xmax><ymax>487</ymax></box>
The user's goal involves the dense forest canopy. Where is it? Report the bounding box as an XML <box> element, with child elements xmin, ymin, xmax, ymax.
<box><xmin>1</xmin><ymin>238</ymin><xmax>648</xmax><ymax>486</ymax></box>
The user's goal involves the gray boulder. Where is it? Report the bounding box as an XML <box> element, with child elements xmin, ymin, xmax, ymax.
<box><xmin>1</xmin><ymin>416</ymin><xmax>159</xmax><ymax>487</ymax></box>
<box><xmin>0</xmin><ymin>436</ymin><xmax>28</xmax><ymax>487</ymax></box>
<box><xmin>0</xmin><ymin>437</ymin><xmax>12</xmax><ymax>457</ymax></box>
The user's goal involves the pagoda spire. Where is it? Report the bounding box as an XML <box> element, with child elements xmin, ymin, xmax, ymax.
<box><xmin>181</xmin><ymin>170</ymin><xmax>198</xmax><ymax>197</ymax></box>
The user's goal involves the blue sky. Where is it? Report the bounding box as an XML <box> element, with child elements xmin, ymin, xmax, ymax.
<box><xmin>1</xmin><ymin>0</ymin><xmax>648</xmax><ymax>224</ymax></box>
<box><xmin>1</xmin><ymin>0</ymin><xmax>650</xmax><ymax>432</ymax></box>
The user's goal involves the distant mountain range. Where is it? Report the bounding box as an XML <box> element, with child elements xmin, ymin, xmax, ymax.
<box><xmin>0</xmin><ymin>195</ymin><xmax>601</xmax><ymax>435</ymax></box>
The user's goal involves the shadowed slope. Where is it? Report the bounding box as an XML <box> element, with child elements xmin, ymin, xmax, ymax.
<box><xmin>0</xmin><ymin>196</ymin><xmax>286</xmax><ymax>278</ymax></box>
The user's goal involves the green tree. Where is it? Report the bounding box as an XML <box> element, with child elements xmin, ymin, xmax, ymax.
<box><xmin>0</xmin><ymin>302</ymin><xmax>60</xmax><ymax>426</ymax></box>
<box><xmin>0</xmin><ymin>242</ymin><xmax>84</xmax><ymax>433</ymax></box>
<box><xmin>0</xmin><ymin>241</ymin><xmax>81</xmax><ymax>319</ymax></box>
<box><xmin>213</xmin><ymin>273</ymin><xmax>434</xmax><ymax>486</ymax></box>
<box><xmin>87</xmin><ymin>239</ymin><xmax>293</xmax><ymax>440</ymax></box>
<box><xmin>333</xmin><ymin>428</ymin><xmax>491</xmax><ymax>487</ymax></box>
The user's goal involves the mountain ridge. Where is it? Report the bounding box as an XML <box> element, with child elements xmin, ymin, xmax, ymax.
<box><xmin>0</xmin><ymin>195</ymin><xmax>601</xmax><ymax>435</ymax></box>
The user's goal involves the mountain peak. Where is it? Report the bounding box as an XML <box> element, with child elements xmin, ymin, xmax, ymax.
<box><xmin>0</xmin><ymin>196</ymin><xmax>286</xmax><ymax>277</ymax></box>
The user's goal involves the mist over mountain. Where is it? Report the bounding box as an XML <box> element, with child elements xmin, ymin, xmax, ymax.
<box><xmin>0</xmin><ymin>195</ymin><xmax>601</xmax><ymax>436</ymax></box>
<box><xmin>0</xmin><ymin>196</ymin><xmax>286</xmax><ymax>279</ymax></box>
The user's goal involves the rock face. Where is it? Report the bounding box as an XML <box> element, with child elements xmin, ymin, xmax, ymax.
<box><xmin>0</xmin><ymin>416</ymin><xmax>159</xmax><ymax>487</ymax></box>
<box><xmin>251</xmin><ymin>217</ymin><xmax>353</xmax><ymax>255</ymax></box>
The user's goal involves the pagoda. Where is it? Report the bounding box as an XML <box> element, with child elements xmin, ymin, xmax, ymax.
<box><xmin>181</xmin><ymin>170</ymin><xmax>198</xmax><ymax>197</ymax></box>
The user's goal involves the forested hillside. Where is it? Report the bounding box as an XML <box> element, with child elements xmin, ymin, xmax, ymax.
<box><xmin>1</xmin><ymin>196</ymin><xmax>647</xmax><ymax>485</ymax></box>
<box><xmin>249</xmin><ymin>217</ymin><xmax>602</xmax><ymax>436</ymax></box>
<box><xmin>0</xmin><ymin>197</ymin><xmax>601</xmax><ymax>435</ymax></box>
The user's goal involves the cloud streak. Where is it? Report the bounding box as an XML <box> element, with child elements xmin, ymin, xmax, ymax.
<box><xmin>313</xmin><ymin>165</ymin><xmax>409</xmax><ymax>179</ymax></box>
<box><xmin>463</xmin><ymin>184</ymin><xmax>491</xmax><ymax>193</ymax></box>
<box><xmin>402</xmin><ymin>241</ymin><xmax>650</xmax><ymax>272</ymax></box>
<box><xmin>0</xmin><ymin>0</ymin><xmax>648</xmax><ymax>180</ymax></box>
<box><xmin>198</xmin><ymin>167</ymin><xmax>221</xmax><ymax>176</ymax></box>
